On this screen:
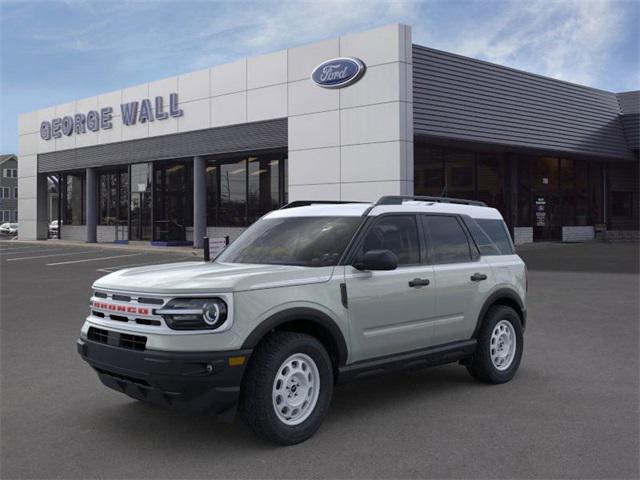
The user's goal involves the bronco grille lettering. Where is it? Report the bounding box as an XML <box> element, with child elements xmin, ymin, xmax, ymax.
<box><xmin>90</xmin><ymin>300</ymin><xmax>150</xmax><ymax>316</ymax></box>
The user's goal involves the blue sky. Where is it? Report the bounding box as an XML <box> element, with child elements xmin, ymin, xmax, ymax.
<box><xmin>1</xmin><ymin>0</ymin><xmax>638</xmax><ymax>153</ymax></box>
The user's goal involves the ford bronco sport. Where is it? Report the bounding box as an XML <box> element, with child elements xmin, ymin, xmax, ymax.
<box><xmin>78</xmin><ymin>196</ymin><xmax>527</xmax><ymax>445</ymax></box>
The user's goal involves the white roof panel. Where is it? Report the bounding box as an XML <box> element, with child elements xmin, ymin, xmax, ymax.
<box><xmin>265</xmin><ymin>200</ymin><xmax>504</xmax><ymax>220</ymax></box>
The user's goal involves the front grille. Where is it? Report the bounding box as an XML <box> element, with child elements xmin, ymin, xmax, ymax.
<box><xmin>90</xmin><ymin>291</ymin><xmax>166</xmax><ymax>328</ymax></box>
<box><xmin>88</xmin><ymin>327</ymin><xmax>147</xmax><ymax>351</ymax></box>
<box><xmin>112</xmin><ymin>294</ymin><xmax>132</xmax><ymax>302</ymax></box>
<box><xmin>137</xmin><ymin>297</ymin><xmax>164</xmax><ymax>305</ymax></box>
<box><xmin>120</xmin><ymin>333</ymin><xmax>146</xmax><ymax>351</ymax></box>
<box><xmin>88</xmin><ymin>326</ymin><xmax>109</xmax><ymax>344</ymax></box>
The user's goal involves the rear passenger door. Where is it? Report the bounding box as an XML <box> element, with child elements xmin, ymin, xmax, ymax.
<box><xmin>421</xmin><ymin>215</ymin><xmax>492</xmax><ymax>345</ymax></box>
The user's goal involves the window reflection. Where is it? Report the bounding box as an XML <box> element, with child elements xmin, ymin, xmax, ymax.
<box><xmin>62</xmin><ymin>173</ymin><xmax>84</xmax><ymax>225</ymax></box>
<box><xmin>206</xmin><ymin>151</ymin><xmax>287</xmax><ymax>227</ymax></box>
<box><xmin>414</xmin><ymin>140</ymin><xmax>612</xmax><ymax>234</ymax></box>
<box><xmin>98</xmin><ymin>169</ymin><xmax>128</xmax><ymax>225</ymax></box>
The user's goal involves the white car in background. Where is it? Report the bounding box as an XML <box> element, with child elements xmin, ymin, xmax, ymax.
<box><xmin>49</xmin><ymin>220</ymin><xmax>60</xmax><ymax>238</ymax></box>
<box><xmin>0</xmin><ymin>223</ymin><xmax>18</xmax><ymax>236</ymax></box>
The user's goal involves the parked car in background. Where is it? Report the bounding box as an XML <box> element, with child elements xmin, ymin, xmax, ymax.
<box><xmin>49</xmin><ymin>220</ymin><xmax>60</xmax><ymax>238</ymax></box>
<box><xmin>0</xmin><ymin>223</ymin><xmax>18</xmax><ymax>236</ymax></box>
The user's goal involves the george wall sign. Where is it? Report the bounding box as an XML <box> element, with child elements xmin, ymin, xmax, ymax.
<box><xmin>311</xmin><ymin>57</ymin><xmax>366</xmax><ymax>89</ymax></box>
<box><xmin>40</xmin><ymin>93</ymin><xmax>184</xmax><ymax>140</ymax></box>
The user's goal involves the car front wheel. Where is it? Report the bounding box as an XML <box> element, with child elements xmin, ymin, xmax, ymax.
<box><xmin>240</xmin><ymin>331</ymin><xmax>333</xmax><ymax>445</ymax></box>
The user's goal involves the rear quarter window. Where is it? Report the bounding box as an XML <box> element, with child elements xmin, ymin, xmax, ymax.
<box><xmin>470</xmin><ymin>218</ymin><xmax>514</xmax><ymax>255</ymax></box>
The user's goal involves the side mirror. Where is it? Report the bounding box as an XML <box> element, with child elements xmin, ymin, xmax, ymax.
<box><xmin>353</xmin><ymin>249</ymin><xmax>398</xmax><ymax>271</ymax></box>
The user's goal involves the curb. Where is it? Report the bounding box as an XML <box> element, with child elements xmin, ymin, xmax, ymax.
<box><xmin>4</xmin><ymin>239</ymin><xmax>202</xmax><ymax>257</ymax></box>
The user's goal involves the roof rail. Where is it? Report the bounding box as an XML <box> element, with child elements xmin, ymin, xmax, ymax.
<box><xmin>375</xmin><ymin>195</ymin><xmax>487</xmax><ymax>207</ymax></box>
<box><xmin>279</xmin><ymin>200</ymin><xmax>362</xmax><ymax>210</ymax></box>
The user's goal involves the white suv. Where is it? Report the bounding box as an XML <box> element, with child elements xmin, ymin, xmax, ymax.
<box><xmin>78</xmin><ymin>196</ymin><xmax>527</xmax><ymax>444</ymax></box>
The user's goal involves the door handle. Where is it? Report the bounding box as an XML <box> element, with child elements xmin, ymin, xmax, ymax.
<box><xmin>470</xmin><ymin>273</ymin><xmax>488</xmax><ymax>282</ymax></box>
<box><xmin>409</xmin><ymin>278</ymin><xmax>430</xmax><ymax>287</ymax></box>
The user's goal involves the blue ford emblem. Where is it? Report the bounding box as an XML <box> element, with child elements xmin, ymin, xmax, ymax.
<box><xmin>311</xmin><ymin>57</ymin><xmax>366</xmax><ymax>89</ymax></box>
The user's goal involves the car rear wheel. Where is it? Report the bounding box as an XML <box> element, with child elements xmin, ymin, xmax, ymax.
<box><xmin>240</xmin><ymin>331</ymin><xmax>333</xmax><ymax>445</ymax></box>
<box><xmin>467</xmin><ymin>305</ymin><xmax>523</xmax><ymax>384</ymax></box>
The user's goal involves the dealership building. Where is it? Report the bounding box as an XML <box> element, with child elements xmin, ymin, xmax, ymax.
<box><xmin>17</xmin><ymin>24</ymin><xmax>639</xmax><ymax>246</ymax></box>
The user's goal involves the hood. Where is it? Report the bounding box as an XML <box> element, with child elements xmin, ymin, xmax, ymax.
<box><xmin>92</xmin><ymin>261</ymin><xmax>335</xmax><ymax>294</ymax></box>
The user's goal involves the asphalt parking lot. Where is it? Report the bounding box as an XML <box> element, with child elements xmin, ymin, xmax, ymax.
<box><xmin>1</xmin><ymin>240</ymin><xmax>638</xmax><ymax>479</ymax></box>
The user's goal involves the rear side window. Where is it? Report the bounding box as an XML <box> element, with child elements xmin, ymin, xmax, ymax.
<box><xmin>476</xmin><ymin>219</ymin><xmax>514</xmax><ymax>254</ymax></box>
<box><xmin>422</xmin><ymin>215</ymin><xmax>472</xmax><ymax>264</ymax></box>
<box><xmin>361</xmin><ymin>216</ymin><xmax>420</xmax><ymax>265</ymax></box>
<box><xmin>464</xmin><ymin>218</ymin><xmax>501</xmax><ymax>256</ymax></box>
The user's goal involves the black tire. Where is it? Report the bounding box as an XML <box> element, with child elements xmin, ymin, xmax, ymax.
<box><xmin>239</xmin><ymin>331</ymin><xmax>334</xmax><ymax>445</ymax></box>
<box><xmin>467</xmin><ymin>305</ymin><xmax>523</xmax><ymax>384</ymax></box>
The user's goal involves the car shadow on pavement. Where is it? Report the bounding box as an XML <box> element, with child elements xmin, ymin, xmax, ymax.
<box><xmin>82</xmin><ymin>363</ymin><xmax>504</xmax><ymax>450</ymax></box>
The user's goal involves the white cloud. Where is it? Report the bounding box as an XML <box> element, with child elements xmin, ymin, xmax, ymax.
<box><xmin>188</xmin><ymin>0</ymin><xmax>418</xmax><ymax>69</ymax></box>
<box><xmin>414</xmin><ymin>0</ymin><xmax>636</xmax><ymax>89</ymax></box>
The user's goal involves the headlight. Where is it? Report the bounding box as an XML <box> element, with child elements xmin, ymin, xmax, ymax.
<box><xmin>157</xmin><ymin>298</ymin><xmax>228</xmax><ymax>330</ymax></box>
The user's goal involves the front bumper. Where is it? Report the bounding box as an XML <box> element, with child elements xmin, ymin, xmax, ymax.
<box><xmin>77</xmin><ymin>338</ymin><xmax>252</xmax><ymax>415</ymax></box>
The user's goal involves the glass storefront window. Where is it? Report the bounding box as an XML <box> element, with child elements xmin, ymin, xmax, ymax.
<box><xmin>414</xmin><ymin>141</ymin><xmax>610</xmax><ymax>239</ymax></box>
<box><xmin>130</xmin><ymin>163</ymin><xmax>153</xmax><ymax>241</ymax></box>
<box><xmin>219</xmin><ymin>159</ymin><xmax>247</xmax><ymax>227</ymax></box>
<box><xmin>414</xmin><ymin>144</ymin><xmax>444</xmax><ymax>196</ymax></box>
<box><xmin>98</xmin><ymin>169</ymin><xmax>128</xmax><ymax>225</ymax></box>
<box><xmin>62</xmin><ymin>173</ymin><xmax>85</xmax><ymax>225</ymax></box>
<box><xmin>154</xmin><ymin>161</ymin><xmax>192</xmax><ymax>241</ymax></box>
<box><xmin>574</xmin><ymin>160</ymin><xmax>589</xmax><ymax>226</ymax></box>
<box><xmin>207</xmin><ymin>151</ymin><xmax>287</xmax><ymax>227</ymax></box>
<box><xmin>445</xmin><ymin>151</ymin><xmax>475</xmax><ymax>199</ymax></box>
<box><xmin>516</xmin><ymin>157</ymin><xmax>532</xmax><ymax>228</ymax></box>
<box><xmin>477</xmin><ymin>153</ymin><xmax>506</xmax><ymax>219</ymax></box>
<box><xmin>248</xmin><ymin>156</ymin><xmax>281</xmax><ymax>224</ymax></box>
<box><xmin>588</xmin><ymin>162</ymin><xmax>604</xmax><ymax>225</ymax></box>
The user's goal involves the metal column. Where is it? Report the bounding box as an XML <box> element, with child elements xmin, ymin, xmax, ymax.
<box><xmin>85</xmin><ymin>167</ymin><xmax>97</xmax><ymax>243</ymax></box>
<box><xmin>193</xmin><ymin>156</ymin><xmax>207</xmax><ymax>248</ymax></box>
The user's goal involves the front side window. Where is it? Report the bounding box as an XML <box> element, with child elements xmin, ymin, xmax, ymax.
<box><xmin>423</xmin><ymin>215</ymin><xmax>472</xmax><ymax>264</ymax></box>
<box><xmin>360</xmin><ymin>216</ymin><xmax>420</xmax><ymax>266</ymax></box>
<box><xmin>217</xmin><ymin>216</ymin><xmax>361</xmax><ymax>267</ymax></box>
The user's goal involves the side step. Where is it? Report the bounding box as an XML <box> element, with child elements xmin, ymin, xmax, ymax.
<box><xmin>336</xmin><ymin>339</ymin><xmax>477</xmax><ymax>384</ymax></box>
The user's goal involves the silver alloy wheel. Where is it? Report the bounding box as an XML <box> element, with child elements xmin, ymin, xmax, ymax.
<box><xmin>490</xmin><ymin>320</ymin><xmax>517</xmax><ymax>371</ymax></box>
<box><xmin>272</xmin><ymin>353</ymin><xmax>320</xmax><ymax>426</ymax></box>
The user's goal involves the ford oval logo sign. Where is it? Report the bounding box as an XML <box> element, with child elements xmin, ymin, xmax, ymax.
<box><xmin>311</xmin><ymin>57</ymin><xmax>366</xmax><ymax>89</ymax></box>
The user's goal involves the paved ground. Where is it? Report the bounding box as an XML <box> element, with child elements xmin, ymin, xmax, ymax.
<box><xmin>1</xmin><ymin>240</ymin><xmax>638</xmax><ymax>479</ymax></box>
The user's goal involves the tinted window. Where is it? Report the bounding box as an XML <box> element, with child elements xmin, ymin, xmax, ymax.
<box><xmin>423</xmin><ymin>216</ymin><xmax>471</xmax><ymax>264</ymax></box>
<box><xmin>476</xmin><ymin>219</ymin><xmax>514</xmax><ymax>254</ymax></box>
<box><xmin>361</xmin><ymin>216</ymin><xmax>420</xmax><ymax>265</ymax></box>
<box><xmin>463</xmin><ymin>218</ymin><xmax>501</xmax><ymax>256</ymax></box>
<box><xmin>217</xmin><ymin>216</ymin><xmax>361</xmax><ymax>267</ymax></box>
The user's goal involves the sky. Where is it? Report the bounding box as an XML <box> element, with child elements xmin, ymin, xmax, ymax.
<box><xmin>1</xmin><ymin>0</ymin><xmax>638</xmax><ymax>153</ymax></box>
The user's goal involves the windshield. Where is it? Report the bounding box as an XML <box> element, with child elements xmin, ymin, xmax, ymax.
<box><xmin>217</xmin><ymin>216</ymin><xmax>362</xmax><ymax>267</ymax></box>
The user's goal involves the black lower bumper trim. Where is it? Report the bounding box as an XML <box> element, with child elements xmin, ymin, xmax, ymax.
<box><xmin>77</xmin><ymin>338</ymin><xmax>252</xmax><ymax>415</ymax></box>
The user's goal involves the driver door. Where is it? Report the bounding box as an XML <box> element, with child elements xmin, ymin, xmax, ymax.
<box><xmin>344</xmin><ymin>215</ymin><xmax>436</xmax><ymax>363</ymax></box>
